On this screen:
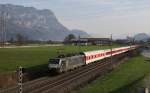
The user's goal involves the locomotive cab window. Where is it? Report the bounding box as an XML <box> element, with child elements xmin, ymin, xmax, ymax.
<box><xmin>49</xmin><ymin>59</ymin><xmax>60</xmax><ymax>64</ymax></box>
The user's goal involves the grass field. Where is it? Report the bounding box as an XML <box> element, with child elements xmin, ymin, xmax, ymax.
<box><xmin>0</xmin><ymin>45</ymin><xmax>120</xmax><ymax>73</ymax></box>
<box><xmin>79</xmin><ymin>56</ymin><xmax>150</xmax><ymax>93</ymax></box>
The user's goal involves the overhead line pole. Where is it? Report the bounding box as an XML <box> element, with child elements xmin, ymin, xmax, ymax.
<box><xmin>18</xmin><ymin>66</ymin><xmax>23</xmax><ymax>93</ymax></box>
<box><xmin>3</xmin><ymin>11</ymin><xmax>6</xmax><ymax>47</ymax></box>
<box><xmin>110</xmin><ymin>34</ymin><xmax>113</xmax><ymax>67</ymax></box>
<box><xmin>0</xmin><ymin>11</ymin><xmax>4</xmax><ymax>46</ymax></box>
<box><xmin>0</xmin><ymin>11</ymin><xmax>7</xmax><ymax>47</ymax></box>
<box><xmin>78</xmin><ymin>35</ymin><xmax>81</xmax><ymax>53</ymax></box>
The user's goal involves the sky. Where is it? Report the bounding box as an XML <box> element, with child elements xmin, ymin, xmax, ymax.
<box><xmin>0</xmin><ymin>0</ymin><xmax>150</xmax><ymax>39</ymax></box>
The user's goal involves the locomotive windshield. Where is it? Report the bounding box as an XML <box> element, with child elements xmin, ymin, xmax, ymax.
<box><xmin>49</xmin><ymin>59</ymin><xmax>60</xmax><ymax>64</ymax></box>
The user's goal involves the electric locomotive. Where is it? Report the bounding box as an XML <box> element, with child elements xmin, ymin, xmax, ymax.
<box><xmin>48</xmin><ymin>54</ymin><xmax>85</xmax><ymax>73</ymax></box>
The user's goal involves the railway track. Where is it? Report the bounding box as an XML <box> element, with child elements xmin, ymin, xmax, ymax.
<box><xmin>0</xmin><ymin>60</ymin><xmax>111</xmax><ymax>93</ymax></box>
<box><xmin>41</xmin><ymin>62</ymin><xmax>110</xmax><ymax>93</ymax></box>
<box><xmin>0</xmin><ymin>76</ymin><xmax>49</xmax><ymax>93</ymax></box>
<box><xmin>29</xmin><ymin>61</ymin><xmax>110</xmax><ymax>93</ymax></box>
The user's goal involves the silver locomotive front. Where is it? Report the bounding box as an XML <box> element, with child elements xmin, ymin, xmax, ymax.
<box><xmin>48</xmin><ymin>58</ymin><xmax>61</xmax><ymax>70</ymax></box>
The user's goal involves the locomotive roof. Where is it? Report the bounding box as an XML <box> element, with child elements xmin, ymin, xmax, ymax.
<box><xmin>57</xmin><ymin>54</ymin><xmax>83</xmax><ymax>59</ymax></box>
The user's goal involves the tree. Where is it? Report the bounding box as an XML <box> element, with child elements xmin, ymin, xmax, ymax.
<box><xmin>64</xmin><ymin>34</ymin><xmax>76</xmax><ymax>44</ymax></box>
<box><xmin>16</xmin><ymin>33</ymin><xmax>24</xmax><ymax>45</ymax></box>
<box><xmin>9</xmin><ymin>37</ymin><xmax>14</xmax><ymax>44</ymax></box>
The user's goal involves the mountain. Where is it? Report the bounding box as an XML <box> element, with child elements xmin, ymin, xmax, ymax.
<box><xmin>0</xmin><ymin>4</ymin><xmax>90</xmax><ymax>41</ymax></box>
<box><xmin>134</xmin><ymin>33</ymin><xmax>150</xmax><ymax>41</ymax></box>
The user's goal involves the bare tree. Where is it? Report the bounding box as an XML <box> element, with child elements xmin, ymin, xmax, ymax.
<box><xmin>64</xmin><ymin>34</ymin><xmax>76</xmax><ymax>44</ymax></box>
<box><xmin>16</xmin><ymin>33</ymin><xmax>24</xmax><ymax>45</ymax></box>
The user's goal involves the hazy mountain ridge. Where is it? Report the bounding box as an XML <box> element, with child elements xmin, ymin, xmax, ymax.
<box><xmin>71</xmin><ymin>29</ymin><xmax>90</xmax><ymax>38</ymax></box>
<box><xmin>0</xmin><ymin>4</ymin><xmax>89</xmax><ymax>41</ymax></box>
<box><xmin>134</xmin><ymin>33</ymin><xmax>150</xmax><ymax>41</ymax></box>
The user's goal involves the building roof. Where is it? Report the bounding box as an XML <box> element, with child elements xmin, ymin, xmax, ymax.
<box><xmin>80</xmin><ymin>38</ymin><xmax>110</xmax><ymax>41</ymax></box>
<box><xmin>71</xmin><ymin>38</ymin><xmax>111</xmax><ymax>43</ymax></box>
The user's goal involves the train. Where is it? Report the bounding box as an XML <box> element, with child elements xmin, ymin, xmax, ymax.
<box><xmin>48</xmin><ymin>45</ymin><xmax>138</xmax><ymax>73</ymax></box>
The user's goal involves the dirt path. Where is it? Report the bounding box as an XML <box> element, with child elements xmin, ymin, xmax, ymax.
<box><xmin>0</xmin><ymin>44</ymin><xmax>63</xmax><ymax>48</ymax></box>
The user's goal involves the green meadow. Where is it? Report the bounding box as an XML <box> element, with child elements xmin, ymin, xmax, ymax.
<box><xmin>0</xmin><ymin>45</ymin><xmax>120</xmax><ymax>72</ymax></box>
<box><xmin>79</xmin><ymin>56</ymin><xmax>150</xmax><ymax>93</ymax></box>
